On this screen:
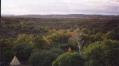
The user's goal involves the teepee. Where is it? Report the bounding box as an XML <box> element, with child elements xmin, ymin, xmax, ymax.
<box><xmin>10</xmin><ymin>56</ymin><xmax>21</xmax><ymax>66</ymax></box>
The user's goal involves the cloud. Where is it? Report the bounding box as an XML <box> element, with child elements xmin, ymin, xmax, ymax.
<box><xmin>1</xmin><ymin>0</ymin><xmax>119</xmax><ymax>15</ymax></box>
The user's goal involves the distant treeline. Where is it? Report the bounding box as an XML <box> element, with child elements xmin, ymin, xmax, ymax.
<box><xmin>1</xmin><ymin>17</ymin><xmax>119</xmax><ymax>37</ymax></box>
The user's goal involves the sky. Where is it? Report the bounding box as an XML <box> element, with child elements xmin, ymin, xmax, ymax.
<box><xmin>1</xmin><ymin>0</ymin><xmax>119</xmax><ymax>15</ymax></box>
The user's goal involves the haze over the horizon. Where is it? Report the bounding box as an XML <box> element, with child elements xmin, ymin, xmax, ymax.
<box><xmin>1</xmin><ymin>0</ymin><xmax>119</xmax><ymax>15</ymax></box>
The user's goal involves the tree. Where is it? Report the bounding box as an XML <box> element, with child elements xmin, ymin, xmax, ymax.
<box><xmin>0</xmin><ymin>38</ymin><xmax>14</xmax><ymax>65</ymax></box>
<box><xmin>52</xmin><ymin>52</ymin><xmax>85</xmax><ymax>66</ymax></box>
<box><xmin>14</xmin><ymin>34</ymin><xmax>35</xmax><ymax>46</ymax></box>
<box><xmin>83</xmin><ymin>40</ymin><xmax>119</xmax><ymax>66</ymax></box>
<box><xmin>33</xmin><ymin>36</ymin><xmax>50</xmax><ymax>49</ymax></box>
<box><xmin>29</xmin><ymin>48</ymin><xmax>63</xmax><ymax>66</ymax></box>
<box><xmin>13</xmin><ymin>44</ymin><xmax>32</xmax><ymax>64</ymax></box>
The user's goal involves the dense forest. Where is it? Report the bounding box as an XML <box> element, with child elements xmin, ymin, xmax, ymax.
<box><xmin>0</xmin><ymin>16</ymin><xmax>119</xmax><ymax>66</ymax></box>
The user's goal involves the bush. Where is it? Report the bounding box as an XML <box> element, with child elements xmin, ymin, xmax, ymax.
<box><xmin>52</xmin><ymin>52</ymin><xmax>85</xmax><ymax>66</ymax></box>
<box><xmin>83</xmin><ymin>40</ymin><xmax>119</xmax><ymax>66</ymax></box>
<box><xmin>29</xmin><ymin>48</ymin><xmax>63</xmax><ymax>66</ymax></box>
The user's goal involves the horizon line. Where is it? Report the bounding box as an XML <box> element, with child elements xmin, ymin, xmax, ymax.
<box><xmin>1</xmin><ymin>13</ymin><xmax>119</xmax><ymax>16</ymax></box>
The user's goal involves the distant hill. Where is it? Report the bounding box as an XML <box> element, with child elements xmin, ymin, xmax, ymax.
<box><xmin>2</xmin><ymin>14</ymin><xmax>119</xmax><ymax>19</ymax></box>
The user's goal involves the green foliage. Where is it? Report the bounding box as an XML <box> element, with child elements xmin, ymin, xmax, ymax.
<box><xmin>83</xmin><ymin>40</ymin><xmax>119</xmax><ymax>66</ymax></box>
<box><xmin>0</xmin><ymin>38</ymin><xmax>14</xmax><ymax>47</ymax></box>
<box><xmin>1</xmin><ymin>17</ymin><xmax>119</xmax><ymax>66</ymax></box>
<box><xmin>1</xmin><ymin>47</ymin><xmax>14</xmax><ymax>63</ymax></box>
<box><xmin>33</xmin><ymin>36</ymin><xmax>50</xmax><ymax>49</ymax></box>
<box><xmin>29</xmin><ymin>48</ymin><xmax>64</xmax><ymax>66</ymax></box>
<box><xmin>107</xmin><ymin>30</ymin><xmax>119</xmax><ymax>40</ymax></box>
<box><xmin>0</xmin><ymin>38</ymin><xmax>14</xmax><ymax>64</ymax></box>
<box><xmin>15</xmin><ymin>34</ymin><xmax>35</xmax><ymax>46</ymax></box>
<box><xmin>46</xmin><ymin>30</ymin><xmax>74</xmax><ymax>44</ymax></box>
<box><xmin>52</xmin><ymin>52</ymin><xmax>85</xmax><ymax>66</ymax></box>
<box><xmin>76</xmin><ymin>29</ymin><xmax>112</xmax><ymax>48</ymax></box>
<box><xmin>46</xmin><ymin>30</ymin><xmax>79</xmax><ymax>51</ymax></box>
<box><xmin>13</xmin><ymin>44</ymin><xmax>32</xmax><ymax>63</ymax></box>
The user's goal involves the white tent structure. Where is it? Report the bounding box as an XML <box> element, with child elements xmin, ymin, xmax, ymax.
<box><xmin>10</xmin><ymin>56</ymin><xmax>21</xmax><ymax>66</ymax></box>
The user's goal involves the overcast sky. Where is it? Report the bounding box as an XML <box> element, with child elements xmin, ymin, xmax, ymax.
<box><xmin>1</xmin><ymin>0</ymin><xmax>119</xmax><ymax>15</ymax></box>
